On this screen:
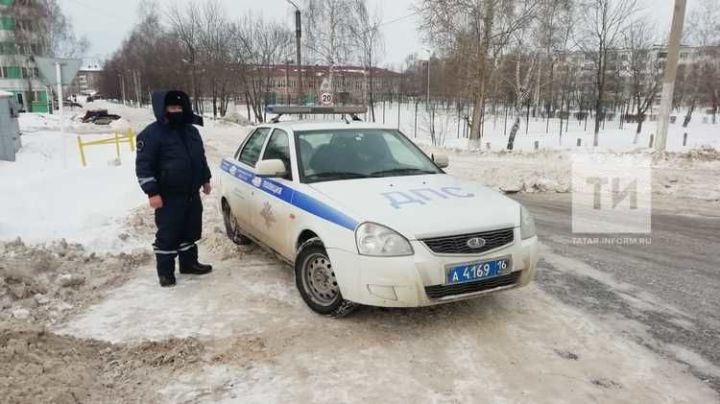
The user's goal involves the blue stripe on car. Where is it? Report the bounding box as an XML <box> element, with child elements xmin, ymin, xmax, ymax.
<box><xmin>221</xmin><ymin>159</ymin><xmax>358</xmax><ymax>231</ymax></box>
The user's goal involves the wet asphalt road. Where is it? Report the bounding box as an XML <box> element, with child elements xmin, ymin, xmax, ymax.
<box><xmin>512</xmin><ymin>193</ymin><xmax>720</xmax><ymax>392</ymax></box>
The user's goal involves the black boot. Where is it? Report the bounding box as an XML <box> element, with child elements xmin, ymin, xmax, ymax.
<box><xmin>178</xmin><ymin>242</ymin><xmax>212</xmax><ymax>275</ymax></box>
<box><xmin>155</xmin><ymin>247</ymin><xmax>177</xmax><ymax>287</ymax></box>
<box><xmin>179</xmin><ymin>262</ymin><xmax>213</xmax><ymax>275</ymax></box>
<box><xmin>159</xmin><ymin>275</ymin><xmax>177</xmax><ymax>287</ymax></box>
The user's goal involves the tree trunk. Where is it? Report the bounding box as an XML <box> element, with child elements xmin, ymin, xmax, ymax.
<box><xmin>26</xmin><ymin>78</ymin><xmax>34</xmax><ymax>113</ymax></box>
<box><xmin>369</xmin><ymin>70</ymin><xmax>376</xmax><ymax>122</ymax></box>
<box><xmin>593</xmin><ymin>97</ymin><xmax>602</xmax><ymax>146</ymax></box>
<box><xmin>683</xmin><ymin>102</ymin><xmax>695</xmax><ymax>128</ymax></box>
<box><xmin>244</xmin><ymin>92</ymin><xmax>251</xmax><ymax>121</ymax></box>
<box><xmin>507</xmin><ymin>116</ymin><xmax>521</xmax><ymax>150</ymax></box>
<box><xmin>469</xmin><ymin>97</ymin><xmax>484</xmax><ymax>148</ymax></box>
<box><xmin>593</xmin><ymin>48</ymin><xmax>607</xmax><ymax>147</ymax></box>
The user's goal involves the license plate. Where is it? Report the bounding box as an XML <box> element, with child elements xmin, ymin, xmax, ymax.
<box><xmin>446</xmin><ymin>257</ymin><xmax>512</xmax><ymax>285</ymax></box>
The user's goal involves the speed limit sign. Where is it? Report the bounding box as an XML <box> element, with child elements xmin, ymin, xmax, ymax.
<box><xmin>320</xmin><ymin>92</ymin><xmax>333</xmax><ymax>105</ymax></box>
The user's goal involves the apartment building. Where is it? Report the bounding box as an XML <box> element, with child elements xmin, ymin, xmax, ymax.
<box><xmin>0</xmin><ymin>0</ymin><xmax>49</xmax><ymax>112</ymax></box>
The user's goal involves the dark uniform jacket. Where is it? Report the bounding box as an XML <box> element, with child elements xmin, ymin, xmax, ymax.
<box><xmin>136</xmin><ymin>90</ymin><xmax>211</xmax><ymax>196</ymax></box>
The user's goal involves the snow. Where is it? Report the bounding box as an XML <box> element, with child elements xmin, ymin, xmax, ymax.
<box><xmin>3</xmin><ymin>101</ymin><xmax>718</xmax><ymax>252</ymax></box>
<box><xmin>4</xmin><ymin>102</ymin><xmax>716</xmax><ymax>402</ymax></box>
<box><xmin>57</xmin><ymin>245</ymin><xmax>718</xmax><ymax>403</ymax></box>
<box><xmin>0</xmin><ymin>123</ymin><xmax>146</xmax><ymax>251</ymax></box>
<box><xmin>347</xmin><ymin>101</ymin><xmax>720</xmax><ymax>152</ymax></box>
<box><xmin>1</xmin><ymin>102</ymin><xmax>247</xmax><ymax>252</ymax></box>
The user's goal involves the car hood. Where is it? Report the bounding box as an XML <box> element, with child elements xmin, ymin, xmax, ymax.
<box><xmin>308</xmin><ymin>174</ymin><xmax>521</xmax><ymax>239</ymax></box>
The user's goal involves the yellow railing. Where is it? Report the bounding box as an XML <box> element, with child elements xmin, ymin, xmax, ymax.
<box><xmin>77</xmin><ymin>129</ymin><xmax>135</xmax><ymax>167</ymax></box>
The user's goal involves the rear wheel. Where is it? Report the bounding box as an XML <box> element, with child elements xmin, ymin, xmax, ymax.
<box><xmin>221</xmin><ymin>200</ymin><xmax>252</xmax><ymax>246</ymax></box>
<box><xmin>295</xmin><ymin>238</ymin><xmax>357</xmax><ymax>317</ymax></box>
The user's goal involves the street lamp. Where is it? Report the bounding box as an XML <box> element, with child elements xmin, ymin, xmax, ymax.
<box><xmin>287</xmin><ymin>0</ymin><xmax>303</xmax><ymax>107</ymax></box>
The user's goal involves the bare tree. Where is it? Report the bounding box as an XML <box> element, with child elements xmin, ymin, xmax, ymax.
<box><xmin>100</xmin><ymin>3</ymin><xmax>189</xmax><ymax>104</ymax></box>
<box><xmin>534</xmin><ymin>0</ymin><xmax>573</xmax><ymax>116</ymax></box>
<box><xmin>348</xmin><ymin>0</ymin><xmax>384</xmax><ymax>120</ymax></box>
<box><xmin>304</xmin><ymin>0</ymin><xmax>354</xmax><ymax>93</ymax></box>
<box><xmin>417</xmin><ymin>0</ymin><xmax>540</xmax><ymax>148</ymax></box>
<box><xmin>622</xmin><ymin>19</ymin><xmax>661</xmax><ymax>141</ymax></box>
<box><xmin>683</xmin><ymin>0</ymin><xmax>720</xmax><ymax>124</ymax></box>
<box><xmin>575</xmin><ymin>0</ymin><xmax>638</xmax><ymax>146</ymax></box>
<box><xmin>233</xmin><ymin>15</ymin><xmax>293</xmax><ymax>122</ymax></box>
<box><xmin>167</xmin><ymin>1</ymin><xmax>202</xmax><ymax>111</ymax></box>
<box><xmin>502</xmin><ymin>16</ymin><xmax>539</xmax><ymax>150</ymax></box>
<box><xmin>197</xmin><ymin>0</ymin><xmax>234</xmax><ymax>118</ymax></box>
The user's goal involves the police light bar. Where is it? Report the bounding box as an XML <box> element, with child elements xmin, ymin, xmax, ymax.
<box><xmin>265</xmin><ymin>105</ymin><xmax>368</xmax><ymax>115</ymax></box>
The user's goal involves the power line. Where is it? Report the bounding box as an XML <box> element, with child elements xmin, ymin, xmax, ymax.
<box><xmin>376</xmin><ymin>11</ymin><xmax>419</xmax><ymax>29</ymax></box>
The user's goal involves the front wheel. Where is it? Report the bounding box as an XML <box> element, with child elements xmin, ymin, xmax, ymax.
<box><xmin>221</xmin><ymin>200</ymin><xmax>252</xmax><ymax>246</ymax></box>
<box><xmin>295</xmin><ymin>238</ymin><xmax>358</xmax><ymax>317</ymax></box>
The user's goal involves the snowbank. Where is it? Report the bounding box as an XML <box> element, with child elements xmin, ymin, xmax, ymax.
<box><xmin>424</xmin><ymin>146</ymin><xmax>720</xmax><ymax>202</ymax></box>
<box><xmin>2</xmin><ymin>103</ymin><xmax>249</xmax><ymax>252</ymax></box>
<box><xmin>0</xmin><ymin>127</ymin><xmax>146</xmax><ymax>251</ymax></box>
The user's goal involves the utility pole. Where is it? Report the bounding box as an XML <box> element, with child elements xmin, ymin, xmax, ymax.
<box><xmin>287</xmin><ymin>1</ymin><xmax>302</xmax><ymax>109</ymax></box>
<box><xmin>656</xmin><ymin>0</ymin><xmax>687</xmax><ymax>152</ymax></box>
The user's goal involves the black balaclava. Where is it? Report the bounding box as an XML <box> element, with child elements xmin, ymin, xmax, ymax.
<box><xmin>165</xmin><ymin>93</ymin><xmax>185</xmax><ymax>127</ymax></box>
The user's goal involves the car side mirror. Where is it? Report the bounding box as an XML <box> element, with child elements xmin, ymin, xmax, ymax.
<box><xmin>256</xmin><ymin>159</ymin><xmax>288</xmax><ymax>178</ymax></box>
<box><xmin>432</xmin><ymin>153</ymin><xmax>449</xmax><ymax>168</ymax></box>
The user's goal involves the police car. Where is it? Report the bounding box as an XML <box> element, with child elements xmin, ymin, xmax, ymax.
<box><xmin>219</xmin><ymin>106</ymin><xmax>539</xmax><ymax>317</ymax></box>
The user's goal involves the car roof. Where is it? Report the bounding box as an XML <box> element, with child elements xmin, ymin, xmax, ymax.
<box><xmin>259</xmin><ymin>120</ymin><xmax>396</xmax><ymax>132</ymax></box>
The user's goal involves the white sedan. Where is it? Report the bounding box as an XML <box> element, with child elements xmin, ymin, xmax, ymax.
<box><xmin>219</xmin><ymin>115</ymin><xmax>539</xmax><ymax>317</ymax></box>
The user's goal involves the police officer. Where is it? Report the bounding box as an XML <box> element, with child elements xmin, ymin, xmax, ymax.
<box><xmin>136</xmin><ymin>90</ymin><xmax>213</xmax><ymax>287</ymax></box>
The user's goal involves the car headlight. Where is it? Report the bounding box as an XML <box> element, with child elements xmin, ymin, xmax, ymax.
<box><xmin>355</xmin><ymin>222</ymin><xmax>414</xmax><ymax>256</ymax></box>
<box><xmin>520</xmin><ymin>206</ymin><xmax>536</xmax><ymax>239</ymax></box>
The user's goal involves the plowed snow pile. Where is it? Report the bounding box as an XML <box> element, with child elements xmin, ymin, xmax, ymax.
<box><xmin>420</xmin><ymin>145</ymin><xmax>720</xmax><ymax>201</ymax></box>
<box><xmin>0</xmin><ymin>324</ymin><xmax>204</xmax><ymax>403</ymax></box>
<box><xmin>0</xmin><ymin>239</ymin><xmax>150</xmax><ymax>325</ymax></box>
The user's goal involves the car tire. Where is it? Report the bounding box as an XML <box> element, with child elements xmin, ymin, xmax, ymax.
<box><xmin>295</xmin><ymin>238</ymin><xmax>358</xmax><ymax>318</ymax></box>
<box><xmin>221</xmin><ymin>200</ymin><xmax>252</xmax><ymax>246</ymax></box>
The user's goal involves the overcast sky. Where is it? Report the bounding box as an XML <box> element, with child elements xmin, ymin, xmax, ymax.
<box><xmin>60</xmin><ymin>0</ymin><xmax>684</xmax><ymax>68</ymax></box>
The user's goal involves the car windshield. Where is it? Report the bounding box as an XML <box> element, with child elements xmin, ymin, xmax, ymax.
<box><xmin>295</xmin><ymin>129</ymin><xmax>442</xmax><ymax>183</ymax></box>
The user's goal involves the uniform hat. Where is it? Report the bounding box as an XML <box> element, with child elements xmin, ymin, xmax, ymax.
<box><xmin>165</xmin><ymin>93</ymin><xmax>184</xmax><ymax>108</ymax></box>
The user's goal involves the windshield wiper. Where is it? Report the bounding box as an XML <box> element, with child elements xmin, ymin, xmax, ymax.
<box><xmin>305</xmin><ymin>172</ymin><xmax>369</xmax><ymax>181</ymax></box>
<box><xmin>370</xmin><ymin>168</ymin><xmax>437</xmax><ymax>177</ymax></box>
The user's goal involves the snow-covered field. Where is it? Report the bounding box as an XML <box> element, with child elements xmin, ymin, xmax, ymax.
<box><xmin>246</xmin><ymin>100</ymin><xmax>719</xmax><ymax>152</ymax></box>
<box><xmin>135</xmin><ymin>97</ymin><xmax>720</xmax><ymax>153</ymax></box>
<box><xmin>1</xmin><ymin>101</ymin><xmax>719</xmax><ymax>402</ymax></box>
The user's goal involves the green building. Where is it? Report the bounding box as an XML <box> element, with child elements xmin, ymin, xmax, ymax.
<box><xmin>0</xmin><ymin>0</ymin><xmax>49</xmax><ymax>113</ymax></box>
